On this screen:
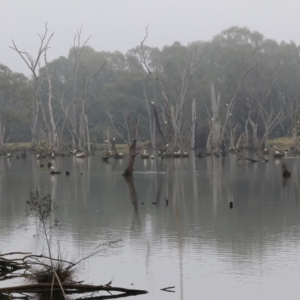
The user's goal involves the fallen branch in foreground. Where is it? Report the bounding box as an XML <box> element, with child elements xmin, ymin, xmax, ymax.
<box><xmin>0</xmin><ymin>283</ymin><xmax>148</xmax><ymax>297</ymax></box>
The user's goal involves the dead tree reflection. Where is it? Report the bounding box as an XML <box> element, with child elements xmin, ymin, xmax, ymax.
<box><xmin>123</xmin><ymin>176</ymin><xmax>140</xmax><ymax>231</ymax></box>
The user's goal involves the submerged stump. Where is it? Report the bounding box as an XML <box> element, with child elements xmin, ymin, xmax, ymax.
<box><xmin>123</xmin><ymin>138</ymin><xmax>139</xmax><ymax>176</ymax></box>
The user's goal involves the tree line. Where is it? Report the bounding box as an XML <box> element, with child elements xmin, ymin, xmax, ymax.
<box><xmin>1</xmin><ymin>25</ymin><xmax>300</xmax><ymax>153</ymax></box>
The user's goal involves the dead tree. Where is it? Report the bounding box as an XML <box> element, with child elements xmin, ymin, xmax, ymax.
<box><xmin>143</xmin><ymin>81</ymin><xmax>156</xmax><ymax>149</ymax></box>
<box><xmin>140</xmin><ymin>27</ymin><xmax>202</xmax><ymax>150</ymax></box>
<box><xmin>79</xmin><ymin>63</ymin><xmax>105</xmax><ymax>152</ymax></box>
<box><xmin>123</xmin><ymin>113</ymin><xmax>140</xmax><ymax>176</ymax></box>
<box><xmin>249</xmin><ymin>117</ymin><xmax>258</xmax><ymax>148</ymax></box>
<box><xmin>44</xmin><ymin>50</ymin><xmax>59</xmax><ymax>152</ymax></box>
<box><xmin>151</xmin><ymin>101</ymin><xmax>166</xmax><ymax>145</ymax></box>
<box><xmin>191</xmin><ymin>95</ymin><xmax>197</xmax><ymax>150</ymax></box>
<box><xmin>204</xmin><ymin>46</ymin><xmax>258</xmax><ymax>153</ymax></box>
<box><xmin>69</xmin><ymin>27</ymin><xmax>91</xmax><ymax>149</ymax></box>
<box><xmin>10</xmin><ymin>23</ymin><xmax>54</xmax><ymax>149</ymax></box>
<box><xmin>278</xmin><ymin>86</ymin><xmax>300</xmax><ymax>152</ymax></box>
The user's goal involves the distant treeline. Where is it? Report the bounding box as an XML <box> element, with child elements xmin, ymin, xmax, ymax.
<box><xmin>1</xmin><ymin>26</ymin><xmax>300</xmax><ymax>152</ymax></box>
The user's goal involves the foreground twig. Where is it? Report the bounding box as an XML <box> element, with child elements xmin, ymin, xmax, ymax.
<box><xmin>161</xmin><ymin>286</ymin><xmax>175</xmax><ymax>292</ymax></box>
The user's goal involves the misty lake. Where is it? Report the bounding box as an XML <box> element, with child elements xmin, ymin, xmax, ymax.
<box><xmin>1</xmin><ymin>151</ymin><xmax>300</xmax><ymax>300</ymax></box>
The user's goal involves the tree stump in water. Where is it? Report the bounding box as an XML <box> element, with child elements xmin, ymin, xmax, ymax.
<box><xmin>123</xmin><ymin>139</ymin><xmax>139</xmax><ymax>176</ymax></box>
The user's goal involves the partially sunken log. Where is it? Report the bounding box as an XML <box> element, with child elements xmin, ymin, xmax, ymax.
<box><xmin>233</xmin><ymin>149</ymin><xmax>259</xmax><ymax>163</ymax></box>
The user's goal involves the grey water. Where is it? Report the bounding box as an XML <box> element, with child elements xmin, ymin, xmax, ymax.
<box><xmin>1</xmin><ymin>152</ymin><xmax>300</xmax><ymax>300</ymax></box>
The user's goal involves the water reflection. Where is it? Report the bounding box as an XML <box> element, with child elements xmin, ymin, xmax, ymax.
<box><xmin>0</xmin><ymin>154</ymin><xmax>300</xmax><ymax>299</ymax></box>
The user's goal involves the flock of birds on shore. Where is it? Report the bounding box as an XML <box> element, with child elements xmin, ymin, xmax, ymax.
<box><xmin>0</xmin><ymin>143</ymin><xmax>293</xmax><ymax>179</ymax></box>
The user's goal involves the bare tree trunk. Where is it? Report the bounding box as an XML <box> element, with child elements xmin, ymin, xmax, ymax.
<box><xmin>143</xmin><ymin>83</ymin><xmax>156</xmax><ymax>149</ymax></box>
<box><xmin>151</xmin><ymin>102</ymin><xmax>165</xmax><ymax>144</ymax></box>
<box><xmin>123</xmin><ymin>139</ymin><xmax>139</xmax><ymax>176</ymax></box>
<box><xmin>191</xmin><ymin>96</ymin><xmax>196</xmax><ymax>150</ymax></box>
<box><xmin>206</xmin><ymin>83</ymin><xmax>222</xmax><ymax>153</ymax></box>
<box><xmin>235</xmin><ymin>132</ymin><xmax>244</xmax><ymax>149</ymax></box>
<box><xmin>123</xmin><ymin>116</ymin><xmax>140</xmax><ymax>176</ymax></box>
<box><xmin>69</xmin><ymin>28</ymin><xmax>91</xmax><ymax>149</ymax></box>
<box><xmin>0</xmin><ymin>120</ymin><xmax>5</xmax><ymax>151</ymax></box>
<box><xmin>249</xmin><ymin>118</ymin><xmax>258</xmax><ymax>149</ymax></box>
<box><xmin>245</xmin><ymin>114</ymin><xmax>250</xmax><ymax>148</ymax></box>
<box><xmin>44</xmin><ymin>52</ymin><xmax>59</xmax><ymax>152</ymax></box>
<box><xmin>229</xmin><ymin>123</ymin><xmax>240</xmax><ymax>148</ymax></box>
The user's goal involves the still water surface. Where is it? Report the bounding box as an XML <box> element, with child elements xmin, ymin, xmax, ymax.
<box><xmin>1</xmin><ymin>152</ymin><xmax>300</xmax><ymax>299</ymax></box>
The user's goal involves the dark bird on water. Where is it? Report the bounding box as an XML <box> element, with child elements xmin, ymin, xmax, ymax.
<box><xmin>40</xmin><ymin>164</ymin><xmax>44</xmax><ymax>168</ymax></box>
<box><xmin>66</xmin><ymin>171</ymin><xmax>70</xmax><ymax>176</ymax></box>
<box><xmin>152</xmin><ymin>202</ymin><xmax>157</xmax><ymax>205</ymax></box>
<box><xmin>165</xmin><ymin>197</ymin><xmax>169</xmax><ymax>207</ymax></box>
<box><xmin>47</xmin><ymin>162</ymin><xmax>52</xmax><ymax>168</ymax></box>
<box><xmin>229</xmin><ymin>202</ymin><xmax>233</xmax><ymax>209</ymax></box>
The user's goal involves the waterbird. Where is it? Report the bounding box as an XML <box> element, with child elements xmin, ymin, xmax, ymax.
<box><xmin>229</xmin><ymin>202</ymin><xmax>233</xmax><ymax>209</ymax></box>
<box><xmin>152</xmin><ymin>202</ymin><xmax>157</xmax><ymax>205</ymax></box>
<box><xmin>165</xmin><ymin>197</ymin><xmax>169</xmax><ymax>207</ymax></box>
<box><xmin>141</xmin><ymin>150</ymin><xmax>150</xmax><ymax>159</ymax></box>
<box><xmin>66</xmin><ymin>171</ymin><xmax>70</xmax><ymax>176</ymax></box>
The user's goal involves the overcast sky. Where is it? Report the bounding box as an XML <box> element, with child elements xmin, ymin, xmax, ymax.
<box><xmin>1</xmin><ymin>0</ymin><xmax>299</xmax><ymax>75</ymax></box>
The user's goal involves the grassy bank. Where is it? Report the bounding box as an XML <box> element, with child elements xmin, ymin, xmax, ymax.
<box><xmin>267</xmin><ymin>137</ymin><xmax>293</xmax><ymax>149</ymax></box>
<box><xmin>4</xmin><ymin>143</ymin><xmax>129</xmax><ymax>152</ymax></box>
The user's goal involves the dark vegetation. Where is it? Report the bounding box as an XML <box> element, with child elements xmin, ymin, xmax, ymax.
<box><xmin>1</xmin><ymin>25</ymin><xmax>300</xmax><ymax>157</ymax></box>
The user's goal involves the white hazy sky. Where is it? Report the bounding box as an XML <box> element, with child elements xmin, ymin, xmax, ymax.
<box><xmin>1</xmin><ymin>0</ymin><xmax>299</xmax><ymax>75</ymax></box>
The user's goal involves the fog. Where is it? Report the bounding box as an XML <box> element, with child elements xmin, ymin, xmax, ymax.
<box><xmin>1</xmin><ymin>0</ymin><xmax>299</xmax><ymax>75</ymax></box>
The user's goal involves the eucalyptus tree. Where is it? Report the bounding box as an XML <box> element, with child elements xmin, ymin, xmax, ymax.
<box><xmin>10</xmin><ymin>24</ymin><xmax>54</xmax><ymax>149</ymax></box>
<box><xmin>276</xmin><ymin>41</ymin><xmax>300</xmax><ymax>149</ymax></box>
<box><xmin>242</xmin><ymin>38</ymin><xmax>286</xmax><ymax>148</ymax></box>
<box><xmin>0</xmin><ymin>64</ymin><xmax>29</xmax><ymax>150</ymax></box>
<box><xmin>191</xmin><ymin>27</ymin><xmax>259</xmax><ymax>152</ymax></box>
<box><xmin>140</xmin><ymin>29</ymin><xmax>201</xmax><ymax>151</ymax></box>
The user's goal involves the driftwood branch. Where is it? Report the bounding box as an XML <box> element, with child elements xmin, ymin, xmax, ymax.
<box><xmin>0</xmin><ymin>283</ymin><xmax>148</xmax><ymax>296</ymax></box>
<box><xmin>254</xmin><ymin>151</ymin><xmax>269</xmax><ymax>163</ymax></box>
<box><xmin>233</xmin><ymin>149</ymin><xmax>259</xmax><ymax>163</ymax></box>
